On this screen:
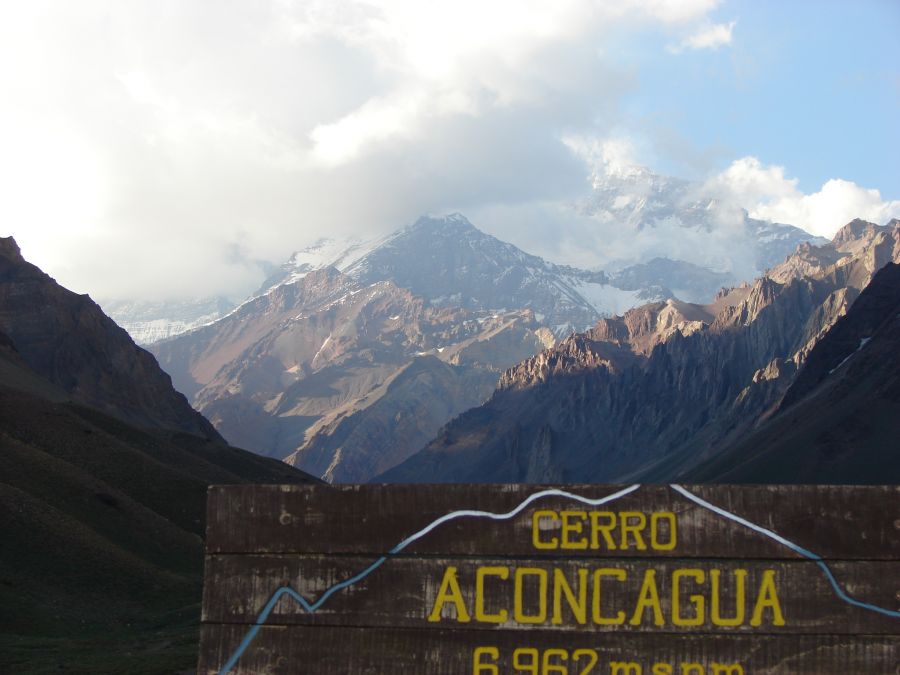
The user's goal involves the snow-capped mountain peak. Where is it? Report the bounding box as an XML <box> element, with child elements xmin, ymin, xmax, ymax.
<box><xmin>251</xmin><ymin>214</ymin><xmax>655</xmax><ymax>337</ymax></box>
<box><xmin>286</xmin><ymin>236</ymin><xmax>378</xmax><ymax>273</ymax></box>
<box><xmin>257</xmin><ymin>233</ymin><xmax>383</xmax><ymax>293</ymax></box>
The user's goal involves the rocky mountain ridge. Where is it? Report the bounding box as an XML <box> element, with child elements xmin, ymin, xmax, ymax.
<box><xmin>379</xmin><ymin>218</ymin><xmax>899</xmax><ymax>483</ymax></box>
<box><xmin>150</xmin><ymin>211</ymin><xmax>831</xmax><ymax>482</ymax></box>
<box><xmin>99</xmin><ymin>158</ymin><xmax>829</xmax><ymax>348</ymax></box>
<box><xmin>264</xmin><ymin>214</ymin><xmax>657</xmax><ymax>336</ymax></box>
<box><xmin>676</xmin><ymin>260</ymin><xmax>900</xmax><ymax>483</ymax></box>
<box><xmin>0</xmin><ymin>244</ymin><xmax>315</xmax><ymax>673</ymax></box>
<box><xmin>0</xmin><ymin>236</ymin><xmax>220</xmax><ymax>439</ymax></box>
<box><xmin>263</xmin><ymin>213</ymin><xmax>824</xmax><ymax>334</ymax></box>
<box><xmin>151</xmin><ymin>258</ymin><xmax>551</xmax><ymax>481</ymax></box>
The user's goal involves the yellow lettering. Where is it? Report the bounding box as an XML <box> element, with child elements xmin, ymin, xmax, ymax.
<box><xmin>672</xmin><ymin>569</ymin><xmax>705</xmax><ymax>627</ymax></box>
<box><xmin>710</xmin><ymin>569</ymin><xmax>747</xmax><ymax>627</ymax></box>
<box><xmin>652</xmin><ymin>665</ymin><xmax>674</xmax><ymax>675</ymax></box>
<box><xmin>513</xmin><ymin>568</ymin><xmax>548</xmax><ymax>624</ymax></box>
<box><xmin>475</xmin><ymin>567</ymin><xmax>509</xmax><ymax>624</ymax></box>
<box><xmin>610</xmin><ymin>663</ymin><xmax>642</xmax><ymax>675</ymax></box>
<box><xmin>513</xmin><ymin>647</ymin><xmax>539</xmax><ymax>675</ymax></box>
<box><xmin>619</xmin><ymin>511</ymin><xmax>648</xmax><ymax>550</ymax></box>
<box><xmin>650</xmin><ymin>512</ymin><xmax>677</xmax><ymax>550</ymax></box>
<box><xmin>427</xmin><ymin>566</ymin><xmax>470</xmax><ymax>623</ymax></box>
<box><xmin>536</xmin><ymin>509</ymin><xmax>677</xmax><ymax>551</ymax></box>
<box><xmin>592</xmin><ymin>568</ymin><xmax>626</xmax><ymax>625</ymax></box>
<box><xmin>552</xmin><ymin>568</ymin><xmax>588</xmax><ymax>625</ymax></box>
<box><xmin>629</xmin><ymin>569</ymin><xmax>664</xmax><ymax>626</ymax></box>
<box><xmin>532</xmin><ymin>510</ymin><xmax>559</xmax><ymax>550</ymax></box>
<box><xmin>711</xmin><ymin>665</ymin><xmax>745</xmax><ymax>675</ymax></box>
<box><xmin>680</xmin><ymin>665</ymin><xmax>704</xmax><ymax>675</ymax></box>
<box><xmin>561</xmin><ymin>510</ymin><xmax>589</xmax><ymax>549</ymax></box>
<box><xmin>619</xmin><ymin>511</ymin><xmax>647</xmax><ymax>551</ymax></box>
<box><xmin>472</xmin><ymin>647</ymin><xmax>499</xmax><ymax>675</ymax></box>
<box><xmin>589</xmin><ymin>511</ymin><xmax>617</xmax><ymax>550</ymax></box>
<box><xmin>542</xmin><ymin>648</ymin><xmax>569</xmax><ymax>674</ymax></box>
<box><xmin>573</xmin><ymin>650</ymin><xmax>598</xmax><ymax>675</ymax></box>
<box><xmin>750</xmin><ymin>569</ymin><xmax>785</xmax><ymax>626</ymax></box>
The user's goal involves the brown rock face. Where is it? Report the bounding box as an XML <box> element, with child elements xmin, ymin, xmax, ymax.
<box><xmin>151</xmin><ymin>266</ymin><xmax>550</xmax><ymax>481</ymax></box>
<box><xmin>684</xmin><ymin>261</ymin><xmax>900</xmax><ymax>483</ymax></box>
<box><xmin>0</xmin><ymin>237</ymin><xmax>220</xmax><ymax>439</ymax></box>
<box><xmin>379</xmin><ymin>220</ymin><xmax>900</xmax><ymax>484</ymax></box>
<box><xmin>282</xmin><ymin>355</ymin><xmax>499</xmax><ymax>482</ymax></box>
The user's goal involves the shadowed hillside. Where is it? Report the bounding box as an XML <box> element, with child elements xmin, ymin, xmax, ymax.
<box><xmin>677</xmin><ymin>262</ymin><xmax>900</xmax><ymax>483</ymax></box>
<box><xmin>0</xmin><ymin>239</ymin><xmax>317</xmax><ymax>674</ymax></box>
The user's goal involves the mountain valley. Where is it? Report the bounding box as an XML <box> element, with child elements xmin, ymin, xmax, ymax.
<box><xmin>150</xmin><ymin>209</ymin><xmax>827</xmax><ymax>483</ymax></box>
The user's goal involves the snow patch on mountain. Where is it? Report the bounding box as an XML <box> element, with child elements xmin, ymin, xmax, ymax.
<box><xmin>101</xmin><ymin>297</ymin><xmax>235</xmax><ymax>345</ymax></box>
<box><xmin>258</xmin><ymin>234</ymin><xmax>385</xmax><ymax>292</ymax></box>
<box><xmin>567</xmin><ymin>279</ymin><xmax>653</xmax><ymax>317</ymax></box>
<box><xmin>829</xmin><ymin>336</ymin><xmax>873</xmax><ymax>374</ymax></box>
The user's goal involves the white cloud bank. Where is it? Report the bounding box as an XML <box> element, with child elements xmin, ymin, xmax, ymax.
<box><xmin>475</xmin><ymin>138</ymin><xmax>900</xmax><ymax>284</ymax></box>
<box><xmin>706</xmin><ymin>157</ymin><xmax>900</xmax><ymax>238</ymax></box>
<box><xmin>0</xmin><ymin>0</ymin><xmax>726</xmax><ymax>301</ymax></box>
<box><xmin>3</xmin><ymin>1</ymin><xmax>893</xmax><ymax>304</ymax></box>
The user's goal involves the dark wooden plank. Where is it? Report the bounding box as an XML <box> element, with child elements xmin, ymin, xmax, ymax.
<box><xmin>201</xmin><ymin>555</ymin><xmax>900</xmax><ymax>634</ymax></box>
<box><xmin>205</xmin><ymin>484</ymin><xmax>900</xmax><ymax>559</ymax></box>
<box><xmin>199</xmin><ymin>485</ymin><xmax>900</xmax><ymax>673</ymax></box>
<box><xmin>197</xmin><ymin>625</ymin><xmax>900</xmax><ymax>674</ymax></box>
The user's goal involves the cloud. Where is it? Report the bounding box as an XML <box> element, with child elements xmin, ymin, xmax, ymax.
<box><xmin>704</xmin><ymin>157</ymin><xmax>900</xmax><ymax>238</ymax></box>
<box><xmin>483</xmin><ymin>139</ymin><xmax>900</xmax><ymax>284</ymax></box>
<box><xmin>669</xmin><ymin>20</ymin><xmax>736</xmax><ymax>53</ymax></box>
<box><xmin>476</xmin><ymin>134</ymin><xmax>762</xmax><ymax>284</ymax></box>
<box><xmin>0</xmin><ymin>1</ymin><xmax>744</xmax><ymax>301</ymax></box>
<box><xmin>561</xmin><ymin>134</ymin><xmax>649</xmax><ymax>181</ymax></box>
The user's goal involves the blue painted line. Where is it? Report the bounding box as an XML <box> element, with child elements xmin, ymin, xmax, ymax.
<box><xmin>218</xmin><ymin>485</ymin><xmax>640</xmax><ymax>673</ymax></box>
<box><xmin>670</xmin><ymin>484</ymin><xmax>900</xmax><ymax>620</ymax></box>
<box><xmin>218</xmin><ymin>483</ymin><xmax>899</xmax><ymax>673</ymax></box>
<box><xmin>386</xmin><ymin>484</ymin><xmax>642</xmax><ymax>554</ymax></box>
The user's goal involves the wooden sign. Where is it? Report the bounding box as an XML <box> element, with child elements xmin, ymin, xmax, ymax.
<box><xmin>197</xmin><ymin>484</ymin><xmax>900</xmax><ymax>674</ymax></box>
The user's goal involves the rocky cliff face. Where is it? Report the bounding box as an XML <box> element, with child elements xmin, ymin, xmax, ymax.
<box><xmin>282</xmin><ymin>355</ymin><xmax>499</xmax><ymax>482</ymax></box>
<box><xmin>379</xmin><ymin>220</ymin><xmax>900</xmax><ymax>483</ymax></box>
<box><xmin>0</xmin><ymin>237</ymin><xmax>221</xmax><ymax>439</ymax></box>
<box><xmin>680</xmin><ymin>261</ymin><xmax>900</xmax><ymax>483</ymax></box>
<box><xmin>151</xmin><ymin>263</ymin><xmax>550</xmax><ymax>481</ymax></box>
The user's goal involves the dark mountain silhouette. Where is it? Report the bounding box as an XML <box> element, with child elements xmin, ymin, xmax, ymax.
<box><xmin>0</xmin><ymin>236</ymin><xmax>220</xmax><ymax>439</ymax></box>
<box><xmin>0</xmin><ymin>238</ymin><xmax>316</xmax><ymax>673</ymax></box>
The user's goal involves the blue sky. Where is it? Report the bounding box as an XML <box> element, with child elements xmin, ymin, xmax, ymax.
<box><xmin>625</xmin><ymin>0</ymin><xmax>899</xmax><ymax>197</ymax></box>
<box><xmin>0</xmin><ymin>1</ymin><xmax>897</xmax><ymax>301</ymax></box>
